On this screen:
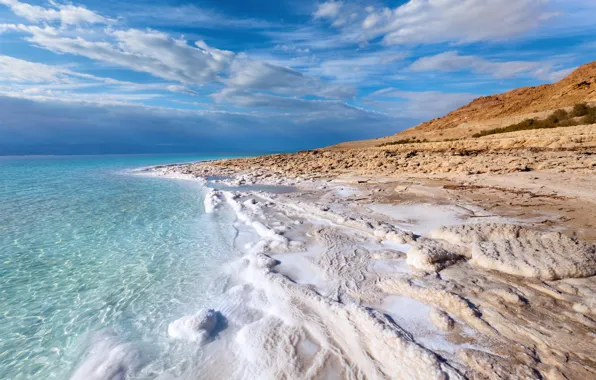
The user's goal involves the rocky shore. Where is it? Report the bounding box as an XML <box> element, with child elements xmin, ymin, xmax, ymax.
<box><xmin>148</xmin><ymin>143</ymin><xmax>596</xmax><ymax>379</ymax></box>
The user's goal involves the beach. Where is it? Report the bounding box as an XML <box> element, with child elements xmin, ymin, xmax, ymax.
<box><xmin>134</xmin><ymin>150</ymin><xmax>596</xmax><ymax>380</ymax></box>
<box><xmin>3</xmin><ymin>1</ymin><xmax>596</xmax><ymax>378</ymax></box>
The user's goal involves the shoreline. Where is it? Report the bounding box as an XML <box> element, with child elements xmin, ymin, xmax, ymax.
<box><xmin>140</xmin><ymin>157</ymin><xmax>596</xmax><ymax>379</ymax></box>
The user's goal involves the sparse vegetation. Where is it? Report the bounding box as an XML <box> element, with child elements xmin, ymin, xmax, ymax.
<box><xmin>571</xmin><ymin>103</ymin><xmax>589</xmax><ymax>117</ymax></box>
<box><xmin>377</xmin><ymin>136</ymin><xmax>429</xmax><ymax>147</ymax></box>
<box><xmin>473</xmin><ymin>103</ymin><xmax>596</xmax><ymax>138</ymax></box>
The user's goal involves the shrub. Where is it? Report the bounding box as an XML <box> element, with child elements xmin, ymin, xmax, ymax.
<box><xmin>559</xmin><ymin>119</ymin><xmax>579</xmax><ymax>127</ymax></box>
<box><xmin>582</xmin><ymin>112</ymin><xmax>596</xmax><ymax>125</ymax></box>
<box><xmin>541</xmin><ymin>118</ymin><xmax>557</xmax><ymax>129</ymax></box>
<box><xmin>377</xmin><ymin>136</ymin><xmax>431</xmax><ymax>147</ymax></box>
<box><xmin>571</xmin><ymin>103</ymin><xmax>589</xmax><ymax>117</ymax></box>
<box><xmin>548</xmin><ymin>108</ymin><xmax>570</xmax><ymax>124</ymax></box>
<box><xmin>552</xmin><ymin>109</ymin><xmax>568</xmax><ymax>120</ymax></box>
<box><xmin>472</xmin><ymin>103</ymin><xmax>595</xmax><ymax>138</ymax></box>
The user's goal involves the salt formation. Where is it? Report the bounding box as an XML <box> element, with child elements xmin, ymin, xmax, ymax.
<box><xmin>374</xmin><ymin>224</ymin><xmax>415</xmax><ymax>244</ymax></box>
<box><xmin>458</xmin><ymin>349</ymin><xmax>541</xmax><ymax>380</ymax></box>
<box><xmin>203</xmin><ymin>189</ymin><xmax>222</xmax><ymax>213</ymax></box>
<box><xmin>213</xmin><ymin>191</ymin><xmax>464</xmax><ymax>379</ymax></box>
<box><xmin>223</xmin><ymin>191</ymin><xmax>291</xmax><ymax>251</ymax></box>
<box><xmin>429</xmin><ymin>308</ymin><xmax>454</xmax><ymax>332</ymax></box>
<box><xmin>155</xmin><ymin>163</ymin><xmax>596</xmax><ymax>379</ymax></box>
<box><xmin>431</xmin><ymin>223</ymin><xmax>596</xmax><ymax>280</ymax></box>
<box><xmin>168</xmin><ymin>309</ymin><xmax>218</xmax><ymax>343</ymax></box>
<box><xmin>229</xmin><ymin>246</ymin><xmax>463</xmax><ymax>379</ymax></box>
<box><xmin>379</xmin><ymin>278</ymin><xmax>494</xmax><ymax>335</ymax></box>
<box><xmin>406</xmin><ymin>239</ymin><xmax>461</xmax><ymax>272</ymax></box>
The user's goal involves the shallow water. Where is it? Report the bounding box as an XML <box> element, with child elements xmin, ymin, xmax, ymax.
<box><xmin>0</xmin><ymin>155</ymin><xmax>243</xmax><ymax>379</ymax></box>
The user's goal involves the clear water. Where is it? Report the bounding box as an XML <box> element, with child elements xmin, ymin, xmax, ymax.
<box><xmin>0</xmin><ymin>155</ymin><xmax>242</xmax><ymax>379</ymax></box>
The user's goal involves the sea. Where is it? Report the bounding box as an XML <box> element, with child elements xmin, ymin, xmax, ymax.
<box><xmin>0</xmin><ymin>154</ymin><xmax>248</xmax><ymax>379</ymax></box>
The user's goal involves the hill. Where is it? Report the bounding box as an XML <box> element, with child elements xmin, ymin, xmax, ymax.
<box><xmin>333</xmin><ymin>60</ymin><xmax>596</xmax><ymax>149</ymax></box>
<box><xmin>181</xmin><ymin>60</ymin><xmax>596</xmax><ymax>183</ymax></box>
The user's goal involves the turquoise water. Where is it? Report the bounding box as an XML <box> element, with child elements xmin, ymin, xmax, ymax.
<box><xmin>0</xmin><ymin>155</ymin><xmax>241</xmax><ymax>379</ymax></box>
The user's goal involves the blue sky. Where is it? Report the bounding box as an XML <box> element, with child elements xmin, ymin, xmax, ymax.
<box><xmin>0</xmin><ymin>0</ymin><xmax>595</xmax><ymax>154</ymax></box>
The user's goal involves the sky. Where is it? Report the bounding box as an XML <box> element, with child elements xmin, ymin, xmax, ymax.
<box><xmin>0</xmin><ymin>0</ymin><xmax>595</xmax><ymax>154</ymax></box>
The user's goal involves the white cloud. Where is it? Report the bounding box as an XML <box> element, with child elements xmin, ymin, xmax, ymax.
<box><xmin>227</xmin><ymin>59</ymin><xmax>355</xmax><ymax>99</ymax></box>
<box><xmin>365</xmin><ymin>88</ymin><xmax>478</xmax><ymax>119</ymax></box>
<box><xmin>313</xmin><ymin>1</ymin><xmax>343</xmax><ymax>20</ymax></box>
<box><xmin>4</xmin><ymin>24</ymin><xmax>234</xmax><ymax>85</ymax></box>
<box><xmin>124</xmin><ymin>3</ymin><xmax>280</xmax><ymax>30</ymax></box>
<box><xmin>166</xmin><ymin>85</ymin><xmax>199</xmax><ymax>96</ymax></box>
<box><xmin>0</xmin><ymin>54</ymin><xmax>133</xmax><ymax>85</ymax></box>
<box><xmin>261</xmin><ymin>27</ymin><xmax>354</xmax><ymax>52</ymax></box>
<box><xmin>0</xmin><ymin>54</ymin><xmax>75</xmax><ymax>82</ymax></box>
<box><xmin>316</xmin><ymin>0</ymin><xmax>557</xmax><ymax>45</ymax></box>
<box><xmin>0</xmin><ymin>0</ymin><xmax>109</xmax><ymax>25</ymax></box>
<box><xmin>308</xmin><ymin>52</ymin><xmax>409</xmax><ymax>84</ymax></box>
<box><xmin>0</xmin><ymin>86</ymin><xmax>163</xmax><ymax>105</ymax></box>
<box><xmin>410</xmin><ymin>51</ymin><xmax>570</xmax><ymax>81</ymax></box>
<box><xmin>1</xmin><ymin>2</ymin><xmax>356</xmax><ymax>105</ymax></box>
<box><xmin>212</xmin><ymin>88</ymin><xmax>361</xmax><ymax>113</ymax></box>
<box><xmin>112</xmin><ymin>29</ymin><xmax>234</xmax><ymax>83</ymax></box>
<box><xmin>0</xmin><ymin>55</ymin><xmax>209</xmax><ymax>105</ymax></box>
<box><xmin>274</xmin><ymin>44</ymin><xmax>310</xmax><ymax>54</ymax></box>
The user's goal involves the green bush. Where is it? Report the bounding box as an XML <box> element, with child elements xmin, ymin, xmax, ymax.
<box><xmin>571</xmin><ymin>103</ymin><xmax>589</xmax><ymax>117</ymax></box>
<box><xmin>558</xmin><ymin>119</ymin><xmax>579</xmax><ymax>127</ymax></box>
<box><xmin>377</xmin><ymin>136</ymin><xmax>430</xmax><ymax>147</ymax></box>
<box><xmin>473</xmin><ymin>103</ymin><xmax>595</xmax><ymax>138</ymax></box>
<box><xmin>552</xmin><ymin>109</ymin><xmax>568</xmax><ymax>120</ymax></box>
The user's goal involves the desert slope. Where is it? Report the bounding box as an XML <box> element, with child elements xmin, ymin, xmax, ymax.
<box><xmin>333</xmin><ymin>60</ymin><xmax>596</xmax><ymax>149</ymax></box>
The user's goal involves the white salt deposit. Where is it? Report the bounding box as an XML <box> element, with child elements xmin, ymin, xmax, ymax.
<box><xmin>406</xmin><ymin>241</ymin><xmax>462</xmax><ymax>272</ymax></box>
<box><xmin>432</xmin><ymin>224</ymin><xmax>596</xmax><ymax>280</ymax></box>
<box><xmin>203</xmin><ymin>189</ymin><xmax>222</xmax><ymax>213</ymax></box>
<box><xmin>335</xmin><ymin>186</ymin><xmax>359</xmax><ymax>197</ymax></box>
<box><xmin>204</xmin><ymin>191</ymin><xmax>467</xmax><ymax>379</ymax></box>
<box><xmin>223</xmin><ymin>191</ymin><xmax>290</xmax><ymax>251</ymax></box>
<box><xmin>271</xmin><ymin>251</ymin><xmax>333</xmax><ymax>296</ymax></box>
<box><xmin>134</xmin><ymin>166</ymin><xmax>206</xmax><ymax>182</ymax></box>
<box><xmin>429</xmin><ymin>308</ymin><xmax>455</xmax><ymax>332</ymax></box>
<box><xmin>369</xmin><ymin>203</ymin><xmax>465</xmax><ymax>235</ymax></box>
<box><xmin>168</xmin><ymin>309</ymin><xmax>218</xmax><ymax>343</ymax></box>
<box><xmin>130</xmin><ymin>165</ymin><xmax>596</xmax><ymax>379</ymax></box>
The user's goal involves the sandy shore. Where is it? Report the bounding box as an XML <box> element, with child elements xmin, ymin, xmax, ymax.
<box><xmin>145</xmin><ymin>154</ymin><xmax>596</xmax><ymax>380</ymax></box>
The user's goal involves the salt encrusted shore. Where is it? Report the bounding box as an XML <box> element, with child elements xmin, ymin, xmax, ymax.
<box><xmin>144</xmin><ymin>159</ymin><xmax>596</xmax><ymax>380</ymax></box>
